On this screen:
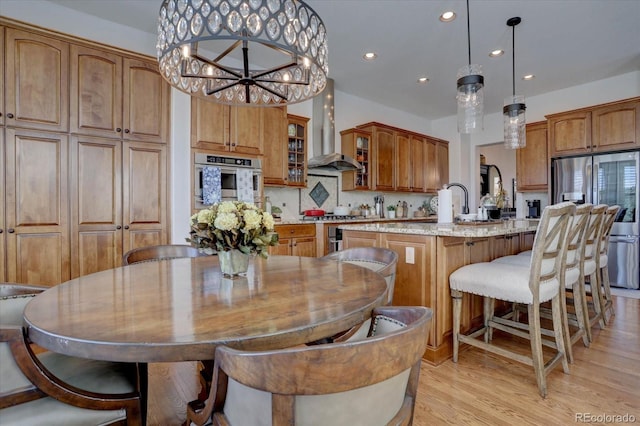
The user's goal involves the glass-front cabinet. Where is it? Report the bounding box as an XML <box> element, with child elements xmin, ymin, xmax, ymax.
<box><xmin>341</xmin><ymin>128</ymin><xmax>371</xmax><ymax>190</ymax></box>
<box><xmin>287</xmin><ymin>114</ymin><xmax>309</xmax><ymax>187</ymax></box>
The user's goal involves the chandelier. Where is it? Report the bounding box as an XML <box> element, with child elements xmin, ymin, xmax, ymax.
<box><xmin>456</xmin><ymin>0</ymin><xmax>484</xmax><ymax>133</ymax></box>
<box><xmin>503</xmin><ymin>17</ymin><xmax>526</xmax><ymax>149</ymax></box>
<box><xmin>156</xmin><ymin>0</ymin><xmax>329</xmax><ymax>106</ymax></box>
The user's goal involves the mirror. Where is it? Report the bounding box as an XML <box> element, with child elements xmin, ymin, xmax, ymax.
<box><xmin>480</xmin><ymin>164</ymin><xmax>503</xmax><ymax>197</ymax></box>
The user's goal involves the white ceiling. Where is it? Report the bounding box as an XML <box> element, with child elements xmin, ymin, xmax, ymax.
<box><xmin>45</xmin><ymin>0</ymin><xmax>640</xmax><ymax>120</ymax></box>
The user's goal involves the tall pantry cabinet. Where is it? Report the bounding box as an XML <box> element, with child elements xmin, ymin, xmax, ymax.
<box><xmin>0</xmin><ymin>21</ymin><xmax>171</xmax><ymax>285</ymax></box>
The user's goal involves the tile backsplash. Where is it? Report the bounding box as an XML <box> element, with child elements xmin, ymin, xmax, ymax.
<box><xmin>264</xmin><ymin>170</ymin><xmax>440</xmax><ymax>219</ymax></box>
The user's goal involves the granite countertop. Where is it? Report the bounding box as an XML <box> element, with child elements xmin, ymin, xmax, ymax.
<box><xmin>339</xmin><ymin>219</ymin><xmax>540</xmax><ymax>238</ymax></box>
<box><xmin>274</xmin><ymin>216</ymin><xmax>438</xmax><ymax>225</ymax></box>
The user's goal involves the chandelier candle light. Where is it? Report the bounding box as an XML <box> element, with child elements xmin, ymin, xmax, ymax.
<box><xmin>457</xmin><ymin>0</ymin><xmax>484</xmax><ymax>133</ymax></box>
<box><xmin>504</xmin><ymin>17</ymin><xmax>526</xmax><ymax>149</ymax></box>
<box><xmin>156</xmin><ymin>0</ymin><xmax>329</xmax><ymax>106</ymax></box>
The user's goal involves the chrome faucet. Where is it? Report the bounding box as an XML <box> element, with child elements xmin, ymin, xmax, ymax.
<box><xmin>445</xmin><ymin>183</ymin><xmax>470</xmax><ymax>214</ymax></box>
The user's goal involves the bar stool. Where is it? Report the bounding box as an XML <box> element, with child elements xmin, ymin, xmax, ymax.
<box><xmin>492</xmin><ymin>203</ymin><xmax>593</xmax><ymax>363</ymax></box>
<box><xmin>449</xmin><ymin>202</ymin><xmax>575</xmax><ymax>398</ymax></box>
<box><xmin>594</xmin><ymin>205</ymin><xmax>620</xmax><ymax>325</ymax></box>
<box><xmin>580</xmin><ymin>205</ymin><xmax>608</xmax><ymax>336</ymax></box>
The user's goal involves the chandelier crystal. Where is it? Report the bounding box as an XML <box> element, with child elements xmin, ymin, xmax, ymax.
<box><xmin>457</xmin><ymin>0</ymin><xmax>484</xmax><ymax>133</ymax></box>
<box><xmin>156</xmin><ymin>0</ymin><xmax>329</xmax><ymax>106</ymax></box>
<box><xmin>503</xmin><ymin>17</ymin><xmax>526</xmax><ymax>149</ymax></box>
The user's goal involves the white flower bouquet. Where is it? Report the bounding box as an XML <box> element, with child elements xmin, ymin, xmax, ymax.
<box><xmin>188</xmin><ymin>201</ymin><xmax>278</xmax><ymax>258</ymax></box>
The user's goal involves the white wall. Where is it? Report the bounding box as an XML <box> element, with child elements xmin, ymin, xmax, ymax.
<box><xmin>3</xmin><ymin>1</ymin><xmax>639</xmax><ymax>233</ymax></box>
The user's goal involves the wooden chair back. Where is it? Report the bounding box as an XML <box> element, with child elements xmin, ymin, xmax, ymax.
<box><xmin>598</xmin><ymin>205</ymin><xmax>620</xmax><ymax>257</ymax></box>
<box><xmin>566</xmin><ymin>204</ymin><xmax>593</xmax><ymax>272</ymax></box>
<box><xmin>188</xmin><ymin>306</ymin><xmax>432</xmax><ymax>426</ymax></box>
<box><xmin>322</xmin><ymin>247</ymin><xmax>398</xmax><ymax>304</ymax></box>
<box><xmin>528</xmin><ymin>202</ymin><xmax>575</xmax><ymax>301</ymax></box>
<box><xmin>122</xmin><ymin>244</ymin><xmax>205</xmax><ymax>265</ymax></box>
<box><xmin>583</xmin><ymin>205</ymin><xmax>607</xmax><ymax>265</ymax></box>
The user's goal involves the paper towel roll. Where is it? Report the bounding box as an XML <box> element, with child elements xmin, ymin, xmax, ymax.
<box><xmin>437</xmin><ymin>189</ymin><xmax>453</xmax><ymax>223</ymax></box>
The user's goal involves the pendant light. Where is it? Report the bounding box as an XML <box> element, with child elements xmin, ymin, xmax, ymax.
<box><xmin>156</xmin><ymin>0</ymin><xmax>329</xmax><ymax>106</ymax></box>
<box><xmin>503</xmin><ymin>17</ymin><xmax>526</xmax><ymax>149</ymax></box>
<box><xmin>457</xmin><ymin>0</ymin><xmax>484</xmax><ymax>133</ymax></box>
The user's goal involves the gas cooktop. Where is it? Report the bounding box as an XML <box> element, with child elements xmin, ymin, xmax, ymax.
<box><xmin>302</xmin><ymin>214</ymin><xmax>358</xmax><ymax>222</ymax></box>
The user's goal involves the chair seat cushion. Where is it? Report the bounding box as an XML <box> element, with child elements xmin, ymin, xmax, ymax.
<box><xmin>449</xmin><ymin>262</ymin><xmax>560</xmax><ymax>304</ymax></box>
<box><xmin>492</xmin><ymin>256</ymin><xmax>580</xmax><ymax>288</ymax></box>
<box><xmin>598</xmin><ymin>254</ymin><xmax>608</xmax><ymax>267</ymax></box>
<box><xmin>584</xmin><ymin>259</ymin><xmax>596</xmax><ymax>275</ymax></box>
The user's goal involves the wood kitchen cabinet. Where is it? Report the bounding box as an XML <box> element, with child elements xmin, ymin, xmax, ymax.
<box><xmin>70</xmin><ymin>44</ymin><xmax>170</xmax><ymax>143</ymax></box>
<box><xmin>269</xmin><ymin>224</ymin><xmax>316</xmax><ymax>257</ymax></box>
<box><xmin>191</xmin><ymin>98</ymin><xmax>263</xmax><ymax>156</ymax></box>
<box><xmin>3</xmin><ymin>128</ymin><xmax>70</xmax><ymax>286</ymax></box>
<box><xmin>285</xmin><ymin>114</ymin><xmax>308</xmax><ymax>187</ymax></box>
<box><xmin>0</xmin><ymin>27</ymin><xmax>4</xmax><ymax>126</ymax></box>
<box><xmin>516</xmin><ymin>121</ymin><xmax>548</xmax><ymax>192</ymax></box>
<box><xmin>547</xmin><ymin>97</ymin><xmax>640</xmax><ymax>157</ymax></box>
<box><xmin>357</xmin><ymin>123</ymin><xmax>396</xmax><ymax>191</ymax></box>
<box><xmin>341</xmin><ymin>128</ymin><xmax>372</xmax><ymax>191</ymax></box>
<box><xmin>410</xmin><ymin>134</ymin><xmax>427</xmax><ymax>192</ymax></box>
<box><xmin>5</xmin><ymin>27</ymin><xmax>69</xmax><ymax>132</ymax></box>
<box><xmin>434</xmin><ymin>140</ymin><xmax>449</xmax><ymax>191</ymax></box>
<box><xmin>395</xmin><ymin>131</ymin><xmax>411</xmax><ymax>192</ymax></box>
<box><xmin>69</xmin><ymin>136</ymin><xmax>168</xmax><ymax>277</ymax></box>
<box><xmin>262</xmin><ymin>106</ymin><xmax>288</xmax><ymax>186</ymax></box>
<box><xmin>591</xmin><ymin>98</ymin><xmax>640</xmax><ymax>152</ymax></box>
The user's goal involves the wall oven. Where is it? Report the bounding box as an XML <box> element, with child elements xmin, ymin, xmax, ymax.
<box><xmin>327</xmin><ymin>226</ymin><xmax>343</xmax><ymax>253</ymax></box>
<box><xmin>194</xmin><ymin>153</ymin><xmax>262</xmax><ymax>210</ymax></box>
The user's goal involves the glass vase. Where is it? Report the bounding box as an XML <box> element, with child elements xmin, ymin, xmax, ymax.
<box><xmin>218</xmin><ymin>249</ymin><xmax>250</xmax><ymax>277</ymax></box>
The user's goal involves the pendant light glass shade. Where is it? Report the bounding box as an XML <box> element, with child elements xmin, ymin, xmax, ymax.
<box><xmin>457</xmin><ymin>0</ymin><xmax>484</xmax><ymax>133</ymax></box>
<box><xmin>503</xmin><ymin>95</ymin><xmax>526</xmax><ymax>149</ymax></box>
<box><xmin>156</xmin><ymin>0</ymin><xmax>329</xmax><ymax>106</ymax></box>
<box><xmin>504</xmin><ymin>17</ymin><xmax>526</xmax><ymax>148</ymax></box>
<box><xmin>457</xmin><ymin>64</ymin><xmax>484</xmax><ymax>133</ymax></box>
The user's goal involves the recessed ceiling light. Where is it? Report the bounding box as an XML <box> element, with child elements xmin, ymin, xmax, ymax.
<box><xmin>523</xmin><ymin>74</ymin><xmax>535</xmax><ymax>80</ymax></box>
<box><xmin>363</xmin><ymin>52</ymin><xmax>377</xmax><ymax>61</ymax></box>
<box><xmin>489</xmin><ymin>49</ymin><xmax>504</xmax><ymax>57</ymax></box>
<box><xmin>417</xmin><ymin>77</ymin><xmax>429</xmax><ymax>84</ymax></box>
<box><xmin>439</xmin><ymin>11</ymin><xmax>456</xmax><ymax>22</ymax></box>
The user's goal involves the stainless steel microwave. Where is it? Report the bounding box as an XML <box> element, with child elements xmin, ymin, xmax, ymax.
<box><xmin>194</xmin><ymin>153</ymin><xmax>262</xmax><ymax>210</ymax></box>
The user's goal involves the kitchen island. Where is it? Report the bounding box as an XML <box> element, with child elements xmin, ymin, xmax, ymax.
<box><xmin>340</xmin><ymin>219</ymin><xmax>539</xmax><ymax>365</ymax></box>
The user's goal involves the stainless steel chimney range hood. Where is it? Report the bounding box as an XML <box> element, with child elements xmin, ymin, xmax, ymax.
<box><xmin>308</xmin><ymin>79</ymin><xmax>362</xmax><ymax>171</ymax></box>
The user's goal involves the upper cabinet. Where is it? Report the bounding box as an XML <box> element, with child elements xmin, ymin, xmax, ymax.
<box><xmin>5</xmin><ymin>28</ymin><xmax>69</xmax><ymax>132</ymax></box>
<box><xmin>347</xmin><ymin>122</ymin><xmax>448</xmax><ymax>193</ymax></box>
<box><xmin>70</xmin><ymin>45</ymin><xmax>169</xmax><ymax>143</ymax></box>
<box><xmin>516</xmin><ymin>121</ymin><xmax>548</xmax><ymax>192</ymax></box>
<box><xmin>284</xmin><ymin>114</ymin><xmax>309</xmax><ymax>187</ymax></box>
<box><xmin>591</xmin><ymin>98</ymin><xmax>640</xmax><ymax>152</ymax></box>
<box><xmin>263</xmin><ymin>111</ymin><xmax>308</xmax><ymax>187</ymax></box>
<box><xmin>341</xmin><ymin>128</ymin><xmax>372</xmax><ymax>191</ymax></box>
<box><xmin>191</xmin><ymin>98</ymin><xmax>263</xmax><ymax>156</ymax></box>
<box><xmin>547</xmin><ymin>97</ymin><xmax>640</xmax><ymax>157</ymax></box>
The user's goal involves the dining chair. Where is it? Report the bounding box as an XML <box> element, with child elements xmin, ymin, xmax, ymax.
<box><xmin>595</xmin><ymin>205</ymin><xmax>620</xmax><ymax>325</ymax></box>
<box><xmin>319</xmin><ymin>247</ymin><xmax>398</xmax><ymax>342</ymax></box>
<box><xmin>492</xmin><ymin>203</ymin><xmax>593</xmax><ymax>363</ymax></box>
<box><xmin>449</xmin><ymin>202</ymin><xmax>575</xmax><ymax>398</ymax></box>
<box><xmin>186</xmin><ymin>306</ymin><xmax>432</xmax><ymax>426</ymax></box>
<box><xmin>122</xmin><ymin>244</ymin><xmax>206</xmax><ymax>265</ymax></box>
<box><xmin>0</xmin><ymin>283</ymin><xmax>145</xmax><ymax>425</ymax></box>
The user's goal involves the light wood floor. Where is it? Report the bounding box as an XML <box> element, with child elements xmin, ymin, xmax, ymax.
<box><xmin>147</xmin><ymin>295</ymin><xmax>639</xmax><ymax>425</ymax></box>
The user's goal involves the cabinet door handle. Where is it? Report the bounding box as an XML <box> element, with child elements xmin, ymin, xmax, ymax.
<box><xmin>7</xmin><ymin>113</ymin><xmax>14</xmax><ymax>119</ymax></box>
<box><xmin>8</xmin><ymin>228</ymin><xmax>15</xmax><ymax>233</ymax></box>
<box><xmin>465</xmin><ymin>241</ymin><xmax>474</xmax><ymax>246</ymax></box>
<box><xmin>124</xmin><ymin>129</ymin><xmax>130</xmax><ymax>134</ymax></box>
<box><xmin>116</xmin><ymin>128</ymin><xmax>122</xmax><ymax>133</ymax></box>
<box><xmin>124</xmin><ymin>225</ymin><xmax>130</xmax><ymax>230</ymax></box>
<box><xmin>116</xmin><ymin>225</ymin><xmax>122</xmax><ymax>230</ymax></box>
<box><xmin>0</xmin><ymin>229</ymin><xmax>3</xmax><ymax>234</ymax></box>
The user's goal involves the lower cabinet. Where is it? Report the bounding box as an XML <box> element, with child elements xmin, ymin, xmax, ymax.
<box><xmin>342</xmin><ymin>229</ymin><xmax>532</xmax><ymax>365</ymax></box>
<box><xmin>70</xmin><ymin>136</ymin><xmax>168</xmax><ymax>278</ymax></box>
<box><xmin>269</xmin><ymin>224</ymin><xmax>316</xmax><ymax>257</ymax></box>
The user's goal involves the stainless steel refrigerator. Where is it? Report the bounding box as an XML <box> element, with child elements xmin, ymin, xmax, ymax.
<box><xmin>551</xmin><ymin>150</ymin><xmax>639</xmax><ymax>289</ymax></box>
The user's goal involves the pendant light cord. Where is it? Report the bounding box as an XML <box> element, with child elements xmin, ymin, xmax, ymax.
<box><xmin>466</xmin><ymin>0</ymin><xmax>472</xmax><ymax>65</ymax></box>
<box><xmin>511</xmin><ymin>23</ymin><xmax>516</xmax><ymax>96</ymax></box>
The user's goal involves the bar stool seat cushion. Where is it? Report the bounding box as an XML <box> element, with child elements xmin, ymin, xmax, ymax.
<box><xmin>492</xmin><ymin>255</ymin><xmax>580</xmax><ymax>288</ymax></box>
<box><xmin>449</xmin><ymin>262</ymin><xmax>559</xmax><ymax>305</ymax></box>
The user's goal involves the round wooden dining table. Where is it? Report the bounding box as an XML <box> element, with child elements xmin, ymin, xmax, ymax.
<box><xmin>23</xmin><ymin>255</ymin><xmax>388</xmax><ymax>363</ymax></box>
